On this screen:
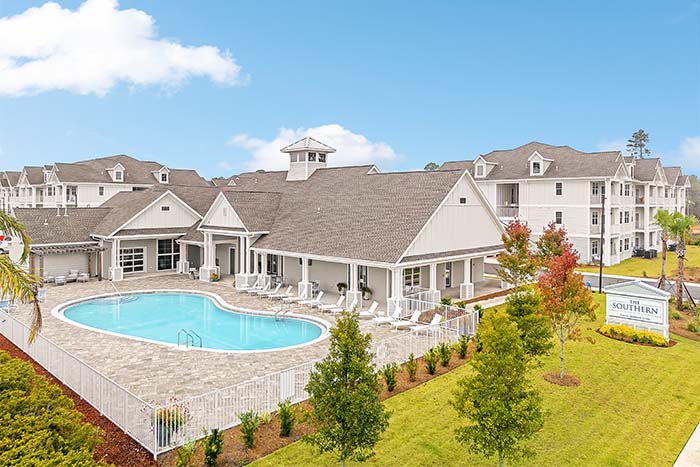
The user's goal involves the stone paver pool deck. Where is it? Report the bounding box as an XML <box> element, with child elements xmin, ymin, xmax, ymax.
<box><xmin>9</xmin><ymin>275</ymin><xmax>404</xmax><ymax>402</ymax></box>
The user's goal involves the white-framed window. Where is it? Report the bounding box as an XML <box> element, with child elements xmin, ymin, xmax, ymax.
<box><xmin>157</xmin><ymin>239</ymin><xmax>180</xmax><ymax>271</ymax></box>
<box><xmin>476</xmin><ymin>165</ymin><xmax>485</xmax><ymax>177</ymax></box>
<box><xmin>161</xmin><ymin>205</ymin><xmax>171</xmax><ymax>212</ymax></box>
<box><xmin>160</xmin><ymin>172</ymin><xmax>168</xmax><ymax>183</ymax></box>
<box><xmin>619</xmin><ymin>184</ymin><xmax>623</xmax><ymax>195</ymax></box>
<box><xmin>308</xmin><ymin>152</ymin><xmax>317</xmax><ymax>162</ymax></box>
<box><xmin>555</xmin><ymin>211</ymin><xmax>563</xmax><ymax>225</ymax></box>
<box><xmin>115</xmin><ymin>170</ymin><xmax>123</xmax><ymax>182</ymax></box>
<box><xmin>624</xmin><ymin>238</ymin><xmax>630</xmax><ymax>250</ymax></box>
<box><xmin>591</xmin><ymin>240</ymin><xmax>599</xmax><ymax>256</ymax></box>
<box><xmin>98</xmin><ymin>186</ymin><xmax>104</xmax><ymax>196</ymax></box>
<box><xmin>665</xmin><ymin>187</ymin><xmax>669</xmax><ymax>198</ymax></box>
<box><xmin>624</xmin><ymin>184</ymin><xmax>630</xmax><ymax>196</ymax></box>
<box><xmin>319</xmin><ymin>153</ymin><xmax>326</xmax><ymax>163</ymax></box>
<box><xmin>267</xmin><ymin>254</ymin><xmax>283</xmax><ymax>276</ymax></box>
<box><xmin>531</xmin><ymin>161</ymin><xmax>541</xmax><ymax>175</ymax></box>
<box><xmin>459</xmin><ymin>197</ymin><xmax>467</xmax><ymax>204</ymax></box>
<box><xmin>619</xmin><ymin>240</ymin><xmax>623</xmax><ymax>253</ymax></box>
<box><xmin>290</xmin><ymin>153</ymin><xmax>298</xmax><ymax>163</ymax></box>
<box><xmin>591</xmin><ymin>182</ymin><xmax>599</xmax><ymax>195</ymax></box>
<box><xmin>47</xmin><ymin>186</ymin><xmax>54</xmax><ymax>197</ymax></box>
<box><xmin>403</xmin><ymin>267</ymin><xmax>421</xmax><ymax>287</ymax></box>
<box><xmin>555</xmin><ymin>182</ymin><xmax>563</xmax><ymax>196</ymax></box>
<box><xmin>592</xmin><ymin>211</ymin><xmax>599</xmax><ymax>225</ymax></box>
<box><xmin>624</xmin><ymin>211</ymin><xmax>630</xmax><ymax>223</ymax></box>
<box><xmin>120</xmin><ymin>247</ymin><xmax>145</xmax><ymax>273</ymax></box>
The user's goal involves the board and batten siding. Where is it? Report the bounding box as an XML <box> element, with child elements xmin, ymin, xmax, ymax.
<box><xmin>43</xmin><ymin>253</ymin><xmax>90</xmax><ymax>276</ymax></box>
<box><xmin>121</xmin><ymin>193</ymin><xmax>199</xmax><ymax>230</ymax></box>
<box><xmin>404</xmin><ymin>177</ymin><xmax>503</xmax><ymax>258</ymax></box>
<box><xmin>201</xmin><ymin>196</ymin><xmax>246</xmax><ymax>229</ymax></box>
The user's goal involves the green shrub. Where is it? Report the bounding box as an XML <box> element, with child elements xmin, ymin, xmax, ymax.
<box><xmin>473</xmin><ymin>304</ymin><xmax>484</xmax><ymax>319</ymax></box>
<box><xmin>405</xmin><ymin>353</ymin><xmax>418</xmax><ymax>382</ymax></box>
<box><xmin>599</xmin><ymin>324</ymin><xmax>668</xmax><ymax>347</ymax></box>
<box><xmin>424</xmin><ymin>348</ymin><xmax>438</xmax><ymax>375</ymax></box>
<box><xmin>670</xmin><ymin>310</ymin><xmax>683</xmax><ymax>321</ymax></box>
<box><xmin>278</xmin><ymin>399</ymin><xmax>295</xmax><ymax>437</ymax></box>
<box><xmin>455</xmin><ymin>335</ymin><xmax>470</xmax><ymax>359</ymax></box>
<box><xmin>259</xmin><ymin>411</ymin><xmax>272</xmax><ymax>425</ymax></box>
<box><xmin>176</xmin><ymin>441</ymin><xmax>197</xmax><ymax>467</ymax></box>
<box><xmin>381</xmin><ymin>363</ymin><xmax>400</xmax><ymax>391</ymax></box>
<box><xmin>203</xmin><ymin>428</ymin><xmax>224</xmax><ymax>466</ymax></box>
<box><xmin>454</xmin><ymin>300</ymin><xmax>468</xmax><ymax>309</ymax></box>
<box><xmin>0</xmin><ymin>352</ymin><xmax>106</xmax><ymax>467</ymax></box>
<box><xmin>239</xmin><ymin>410</ymin><xmax>261</xmax><ymax>449</ymax></box>
<box><xmin>440</xmin><ymin>296</ymin><xmax>453</xmax><ymax>306</ymax></box>
<box><xmin>688</xmin><ymin>320</ymin><xmax>700</xmax><ymax>333</ymax></box>
<box><xmin>437</xmin><ymin>341</ymin><xmax>452</xmax><ymax>367</ymax></box>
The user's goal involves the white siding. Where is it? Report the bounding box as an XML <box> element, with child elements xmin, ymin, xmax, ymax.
<box><xmin>122</xmin><ymin>193</ymin><xmax>199</xmax><ymax>230</ymax></box>
<box><xmin>201</xmin><ymin>196</ymin><xmax>246</xmax><ymax>229</ymax></box>
<box><xmin>404</xmin><ymin>176</ymin><xmax>503</xmax><ymax>258</ymax></box>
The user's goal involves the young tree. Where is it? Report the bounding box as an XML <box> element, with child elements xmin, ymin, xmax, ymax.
<box><xmin>667</xmin><ymin>212</ymin><xmax>698</xmax><ymax>310</ymax></box>
<box><xmin>504</xmin><ymin>289</ymin><xmax>553</xmax><ymax>360</ymax></box>
<box><xmin>304</xmin><ymin>311</ymin><xmax>390</xmax><ymax>467</ymax></box>
<box><xmin>653</xmin><ymin>209</ymin><xmax>674</xmax><ymax>288</ymax></box>
<box><xmin>626</xmin><ymin>129</ymin><xmax>651</xmax><ymax>159</ymax></box>
<box><xmin>452</xmin><ymin>311</ymin><xmax>543</xmax><ymax>467</ymax></box>
<box><xmin>535</xmin><ymin>221</ymin><xmax>569</xmax><ymax>267</ymax></box>
<box><xmin>0</xmin><ymin>212</ymin><xmax>41</xmax><ymax>342</ymax></box>
<box><xmin>424</xmin><ymin>162</ymin><xmax>439</xmax><ymax>171</ymax></box>
<box><xmin>497</xmin><ymin>220</ymin><xmax>537</xmax><ymax>288</ymax></box>
<box><xmin>537</xmin><ymin>243</ymin><xmax>597</xmax><ymax>379</ymax></box>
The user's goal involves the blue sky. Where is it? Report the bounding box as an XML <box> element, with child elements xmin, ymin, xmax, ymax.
<box><xmin>1</xmin><ymin>0</ymin><xmax>698</xmax><ymax>178</ymax></box>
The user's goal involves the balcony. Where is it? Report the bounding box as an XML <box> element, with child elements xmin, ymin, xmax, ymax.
<box><xmin>636</xmin><ymin>196</ymin><xmax>645</xmax><ymax>205</ymax></box>
<box><xmin>590</xmin><ymin>224</ymin><xmax>601</xmax><ymax>235</ymax></box>
<box><xmin>590</xmin><ymin>194</ymin><xmax>603</xmax><ymax>204</ymax></box>
<box><xmin>496</xmin><ymin>206</ymin><xmax>519</xmax><ymax>218</ymax></box>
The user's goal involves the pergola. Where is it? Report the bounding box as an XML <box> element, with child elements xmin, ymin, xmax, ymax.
<box><xmin>28</xmin><ymin>243</ymin><xmax>105</xmax><ymax>281</ymax></box>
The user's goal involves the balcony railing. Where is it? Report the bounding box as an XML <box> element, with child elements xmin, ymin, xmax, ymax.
<box><xmin>496</xmin><ymin>206</ymin><xmax>519</xmax><ymax>218</ymax></box>
<box><xmin>636</xmin><ymin>196</ymin><xmax>645</xmax><ymax>204</ymax></box>
<box><xmin>590</xmin><ymin>194</ymin><xmax>602</xmax><ymax>204</ymax></box>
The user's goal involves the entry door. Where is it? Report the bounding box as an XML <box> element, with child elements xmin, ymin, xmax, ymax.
<box><xmin>445</xmin><ymin>262</ymin><xmax>452</xmax><ymax>288</ymax></box>
<box><xmin>229</xmin><ymin>248</ymin><xmax>236</xmax><ymax>275</ymax></box>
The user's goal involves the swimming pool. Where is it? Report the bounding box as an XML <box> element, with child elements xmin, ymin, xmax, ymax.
<box><xmin>56</xmin><ymin>292</ymin><xmax>326</xmax><ymax>352</ymax></box>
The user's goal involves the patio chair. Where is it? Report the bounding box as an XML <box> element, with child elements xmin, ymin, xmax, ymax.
<box><xmin>245</xmin><ymin>281</ymin><xmax>269</xmax><ymax>294</ymax></box>
<box><xmin>372</xmin><ymin>306</ymin><xmax>403</xmax><ymax>326</ymax></box>
<box><xmin>269</xmin><ymin>285</ymin><xmax>294</xmax><ymax>300</ymax></box>
<box><xmin>256</xmin><ymin>283</ymin><xmax>281</xmax><ymax>297</ymax></box>
<box><xmin>318</xmin><ymin>295</ymin><xmax>345</xmax><ymax>313</ymax></box>
<box><xmin>43</xmin><ymin>273</ymin><xmax>54</xmax><ymax>285</ymax></box>
<box><xmin>410</xmin><ymin>313</ymin><xmax>443</xmax><ymax>333</ymax></box>
<box><xmin>77</xmin><ymin>272</ymin><xmax>89</xmax><ymax>283</ymax></box>
<box><xmin>55</xmin><ymin>275</ymin><xmax>67</xmax><ymax>286</ymax></box>
<box><xmin>299</xmin><ymin>290</ymin><xmax>324</xmax><ymax>307</ymax></box>
<box><xmin>67</xmin><ymin>269</ymin><xmax>79</xmax><ymax>283</ymax></box>
<box><xmin>283</xmin><ymin>289</ymin><xmax>308</xmax><ymax>304</ymax></box>
<box><xmin>389</xmin><ymin>310</ymin><xmax>422</xmax><ymax>330</ymax></box>
<box><xmin>325</xmin><ymin>298</ymin><xmax>357</xmax><ymax>315</ymax></box>
<box><xmin>358</xmin><ymin>301</ymin><xmax>379</xmax><ymax>319</ymax></box>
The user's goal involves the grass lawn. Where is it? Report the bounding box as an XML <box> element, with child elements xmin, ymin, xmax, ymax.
<box><xmin>577</xmin><ymin>245</ymin><xmax>700</xmax><ymax>281</ymax></box>
<box><xmin>250</xmin><ymin>293</ymin><xmax>700</xmax><ymax>467</ymax></box>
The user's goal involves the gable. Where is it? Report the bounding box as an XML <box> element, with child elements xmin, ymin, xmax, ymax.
<box><xmin>402</xmin><ymin>173</ymin><xmax>504</xmax><ymax>259</ymax></box>
<box><xmin>120</xmin><ymin>192</ymin><xmax>200</xmax><ymax>230</ymax></box>
<box><xmin>200</xmin><ymin>194</ymin><xmax>246</xmax><ymax>230</ymax></box>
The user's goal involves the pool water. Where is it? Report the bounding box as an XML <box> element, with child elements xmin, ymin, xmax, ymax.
<box><xmin>61</xmin><ymin>293</ymin><xmax>324</xmax><ymax>351</ymax></box>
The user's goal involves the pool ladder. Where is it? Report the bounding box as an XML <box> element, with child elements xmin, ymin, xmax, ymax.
<box><xmin>275</xmin><ymin>302</ymin><xmax>291</xmax><ymax>321</ymax></box>
<box><xmin>177</xmin><ymin>329</ymin><xmax>202</xmax><ymax>349</ymax></box>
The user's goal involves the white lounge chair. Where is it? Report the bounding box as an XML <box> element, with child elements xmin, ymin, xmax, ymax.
<box><xmin>318</xmin><ymin>295</ymin><xmax>345</xmax><ymax>313</ymax></box>
<box><xmin>256</xmin><ymin>283</ymin><xmax>281</xmax><ymax>297</ymax></box>
<box><xmin>283</xmin><ymin>289</ymin><xmax>308</xmax><ymax>303</ymax></box>
<box><xmin>389</xmin><ymin>310</ymin><xmax>422</xmax><ymax>330</ymax></box>
<box><xmin>372</xmin><ymin>306</ymin><xmax>403</xmax><ymax>326</ymax></box>
<box><xmin>410</xmin><ymin>313</ymin><xmax>443</xmax><ymax>332</ymax></box>
<box><xmin>299</xmin><ymin>291</ymin><xmax>324</xmax><ymax>307</ymax></box>
<box><xmin>358</xmin><ymin>301</ymin><xmax>379</xmax><ymax>319</ymax></box>
<box><xmin>245</xmin><ymin>281</ymin><xmax>268</xmax><ymax>294</ymax></box>
<box><xmin>328</xmin><ymin>298</ymin><xmax>357</xmax><ymax>315</ymax></box>
<box><xmin>269</xmin><ymin>285</ymin><xmax>293</xmax><ymax>300</ymax></box>
<box><xmin>67</xmin><ymin>269</ymin><xmax>79</xmax><ymax>283</ymax></box>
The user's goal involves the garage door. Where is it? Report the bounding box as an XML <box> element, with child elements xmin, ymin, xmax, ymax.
<box><xmin>43</xmin><ymin>253</ymin><xmax>90</xmax><ymax>277</ymax></box>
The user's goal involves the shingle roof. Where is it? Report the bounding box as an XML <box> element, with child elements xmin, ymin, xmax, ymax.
<box><xmin>3</xmin><ymin>171</ymin><xmax>21</xmax><ymax>186</ymax></box>
<box><xmin>663</xmin><ymin>167</ymin><xmax>681</xmax><ymax>186</ymax></box>
<box><xmin>441</xmin><ymin>142</ymin><xmax>622</xmax><ymax>180</ymax></box>
<box><xmin>633</xmin><ymin>158</ymin><xmax>661</xmax><ymax>182</ymax></box>
<box><xmin>221</xmin><ymin>191</ymin><xmax>281</xmax><ymax>232</ymax></box>
<box><xmin>14</xmin><ymin>208</ymin><xmax>109</xmax><ymax>244</ymax></box>
<box><xmin>677</xmin><ymin>175</ymin><xmax>690</xmax><ymax>186</ymax></box>
<box><xmin>23</xmin><ymin>166</ymin><xmax>45</xmax><ymax>185</ymax></box>
<box><xmin>280</xmin><ymin>137</ymin><xmax>336</xmax><ymax>153</ymax></box>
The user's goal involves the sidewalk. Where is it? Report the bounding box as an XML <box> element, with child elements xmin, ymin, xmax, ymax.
<box><xmin>674</xmin><ymin>422</ymin><xmax>700</xmax><ymax>467</ymax></box>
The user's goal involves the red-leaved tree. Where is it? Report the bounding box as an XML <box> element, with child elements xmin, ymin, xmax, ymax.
<box><xmin>536</xmin><ymin>221</ymin><xmax>568</xmax><ymax>267</ymax></box>
<box><xmin>497</xmin><ymin>220</ymin><xmax>538</xmax><ymax>289</ymax></box>
<box><xmin>537</xmin><ymin>242</ymin><xmax>597</xmax><ymax>380</ymax></box>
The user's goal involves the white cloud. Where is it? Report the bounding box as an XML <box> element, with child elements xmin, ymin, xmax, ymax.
<box><xmin>228</xmin><ymin>124</ymin><xmax>398</xmax><ymax>172</ymax></box>
<box><xmin>680</xmin><ymin>136</ymin><xmax>700</xmax><ymax>171</ymax></box>
<box><xmin>596</xmin><ymin>138</ymin><xmax>626</xmax><ymax>152</ymax></box>
<box><xmin>0</xmin><ymin>0</ymin><xmax>242</xmax><ymax>96</ymax></box>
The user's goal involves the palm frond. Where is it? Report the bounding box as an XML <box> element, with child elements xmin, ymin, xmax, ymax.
<box><xmin>0</xmin><ymin>253</ymin><xmax>42</xmax><ymax>342</ymax></box>
<box><xmin>0</xmin><ymin>211</ymin><xmax>31</xmax><ymax>263</ymax></box>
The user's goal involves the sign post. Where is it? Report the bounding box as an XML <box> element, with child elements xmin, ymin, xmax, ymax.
<box><xmin>604</xmin><ymin>280</ymin><xmax>671</xmax><ymax>340</ymax></box>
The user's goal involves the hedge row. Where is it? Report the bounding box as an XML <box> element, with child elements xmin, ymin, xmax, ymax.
<box><xmin>0</xmin><ymin>351</ymin><xmax>109</xmax><ymax>467</ymax></box>
<box><xmin>598</xmin><ymin>324</ymin><xmax>668</xmax><ymax>347</ymax></box>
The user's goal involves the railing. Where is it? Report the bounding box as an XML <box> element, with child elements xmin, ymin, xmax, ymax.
<box><xmin>636</xmin><ymin>196</ymin><xmax>645</xmax><ymax>204</ymax></box>
<box><xmin>590</xmin><ymin>194</ymin><xmax>603</xmax><ymax>204</ymax></box>
<box><xmin>496</xmin><ymin>206</ymin><xmax>519</xmax><ymax>218</ymax></box>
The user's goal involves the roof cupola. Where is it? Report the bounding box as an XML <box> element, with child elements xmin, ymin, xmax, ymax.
<box><xmin>280</xmin><ymin>137</ymin><xmax>336</xmax><ymax>181</ymax></box>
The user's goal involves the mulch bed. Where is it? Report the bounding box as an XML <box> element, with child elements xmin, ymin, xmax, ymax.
<box><xmin>460</xmin><ymin>287</ymin><xmax>511</xmax><ymax>305</ymax></box>
<box><xmin>0</xmin><ymin>334</ymin><xmax>158</xmax><ymax>467</ymax></box>
<box><xmin>159</xmin><ymin>341</ymin><xmax>476</xmax><ymax>467</ymax></box>
<box><xmin>543</xmin><ymin>372</ymin><xmax>580</xmax><ymax>387</ymax></box>
<box><xmin>595</xmin><ymin>329</ymin><xmax>677</xmax><ymax>348</ymax></box>
<box><xmin>669</xmin><ymin>310</ymin><xmax>700</xmax><ymax>342</ymax></box>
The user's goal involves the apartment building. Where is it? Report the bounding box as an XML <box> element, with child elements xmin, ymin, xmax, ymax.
<box><xmin>442</xmin><ymin>142</ymin><xmax>690</xmax><ymax>266</ymax></box>
<box><xmin>1</xmin><ymin>155</ymin><xmax>209</xmax><ymax>212</ymax></box>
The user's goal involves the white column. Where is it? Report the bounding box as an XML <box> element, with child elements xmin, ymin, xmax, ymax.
<box><xmin>429</xmin><ymin>263</ymin><xmax>437</xmax><ymax>290</ymax></box>
<box><xmin>179</xmin><ymin>243</ymin><xmax>188</xmax><ymax>273</ymax></box>
<box><xmin>346</xmin><ymin>263</ymin><xmax>362</xmax><ymax>308</ymax></box>
<box><xmin>63</xmin><ymin>185</ymin><xmax>68</xmax><ymax>207</ymax></box>
<box><xmin>110</xmin><ymin>238</ymin><xmax>123</xmax><ymax>281</ymax></box>
<box><xmin>460</xmin><ymin>258</ymin><xmax>474</xmax><ymax>300</ymax></box>
<box><xmin>31</xmin><ymin>187</ymin><xmax>36</xmax><ymax>208</ymax></box>
<box><xmin>261</xmin><ymin>253</ymin><xmax>268</xmax><ymax>275</ymax></box>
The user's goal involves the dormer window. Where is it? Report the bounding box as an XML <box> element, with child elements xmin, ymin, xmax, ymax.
<box><xmin>115</xmin><ymin>170</ymin><xmax>123</xmax><ymax>181</ymax></box>
<box><xmin>531</xmin><ymin>161</ymin><xmax>541</xmax><ymax>175</ymax></box>
<box><xmin>476</xmin><ymin>164</ymin><xmax>485</xmax><ymax>177</ymax></box>
<box><xmin>308</xmin><ymin>152</ymin><xmax>317</xmax><ymax>162</ymax></box>
<box><xmin>43</xmin><ymin>173</ymin><xmax>49</xmax><ymax>183</ymax></box>
<box><xmin>160</xmin><ymin>172</ymin><xmax>168</xmax><ymax>183</ymax></box>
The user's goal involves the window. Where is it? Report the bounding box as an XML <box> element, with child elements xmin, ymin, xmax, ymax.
<box><xmin>359</xmin><ymin>265</ymin><xmax>368</xmax><ymax>289</ymax></box>
<box><xmin>267</xmin><ymin>254</ymin><xmax>282</xmax><ymax>276</ymax></box>
<box><xmin>555</xmin><ymin>182</ymin><xmax>563</xmax><ymax>196</ymax></box>
<box><xmin>619</xmin><ymin>184</ymin><xmax>623</xmax><ymax>195</ymax></box>
<box><xmin>591</xmin><ymin>240</ymin><xmax>599</xmax><ymax>256</ymax></box>
<box><xmin>624</xmin><ymin>184</ymin><xmax>630</xmax><ymax>196</ymax></box>
<box><xmin>624</xmin><ymin>238</ymin><xmax>630</xmax><ymax>250</ymax></box>
<box><xmin>665</xmin><ymin>187</ymin><xmax>669</xmax><ymax>198</ymax></box>
<box><xmin>299</xmin><ymin>153</ymin><xmax>306</xmax><ymax>162</ymax></box>
<box><xmin>132</xmin><ymin>187</ymin><xmax>146</xmax><ymax>192</ymax></box>
<box><xmin>160</xmin><ymin>172</ymin><xmax>168</xmax><ymax>183</ymax></box>
<box><xmin>161</xmin><ymin>205</ymin><xmax>171</xmax><ymax>212</ymax></box>
<box><xmin>476</xmin><ymin>165</ymin><xmax>485</xmax><ymax>177</ymax></box>
<box><xmin>308</xmin><ymin>152</ymin><xmax>317</xmax><ymax>162</ymax></box>
<box><xmin>98</xmin><ymin>186</ymin><xmax>104</xmax><ymax>196</ymax></box>
<box><xmin>290</xmin><ymin>153</ymin><xmax>298</xmax><ymax>163</ymax></box>
<box><xmin>624</xmin><ymin>211</ymin><xmax>630</xmax><ymax>223</ymax></box>
<box><xmin>43</xmin><ymin>172</ymin><xmax>49</xmax><ymax>183</ymax></box>
<box><xmin>115</xmin><ymin>171</ymin><xmax>123</xmax><ymax>182</ymax></box>
<box><xmin>120</xmin><ymin>247</ymin><xmax>145</xmax><ymax>273</ymax></box>
<box><xmin>532</xmin><ymin>161</ymin><xmax>541</xmax><ymax>174</ymax></box>
<box><xmin>47</xmin><ymin>186</ymin><xmax>54</xmax><ymax>197</ymax></box>
<box><xmin>592</xmin><ymin>211</ymin><xmax>599</xmax><ymax>225</ymax></box>
<box><xmin>619</xmin><ymin>241</ymin><xmax>623</xmax><ymax>253</ymax></box>
<box><xmin>591</xmin><ymin>183</ymin><xmax>599</xmax><ymax>195</ymax></box>
<box><xmin>459</xmin><ymin>197</ymin><xmax>467</xmax><ymax>204</ymax></box>
<box><xmin>555</xmin><ymin>211</ymin><xmax>563</xmax><ymax>225</ymax></box>
<box><xmin>319</xmin><ymin>153</ymin><xmax>326</xmax><ymax>163</ymax></box>
<box><xmin>157</xmin><ymin>239</ymin><xmax>180</xmax><ymax>271</ymax></box>
<box><xmin>619</xmin><ymin>211</ymin><xmax>623</xmax><ymax>224</ymax></box>
<box><xmin>403</xmin><ymin>267</ymin><xmax>421</xmax><ymax>287</ymax></box>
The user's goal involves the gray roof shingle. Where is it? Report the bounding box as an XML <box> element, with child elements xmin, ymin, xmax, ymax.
<box><xmin>14</xmin><ymin>208</ymin><xmax>109</xmax><ymax>244</ymax></box>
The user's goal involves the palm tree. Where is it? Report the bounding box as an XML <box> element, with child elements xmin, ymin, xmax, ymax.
<box><xmin>667</xmin><ymin>212</ymin><xmax>698</xmax><ymax>311</ymax></box>
<box><xmin>654</xmin><ymin>209</ymin><xmax>674</xmax><ymax>289</ymax></box>
<box><xmin>0</xmin><ymin>211</ymin><xmax>42</xmax><ymax>342</ymax></box>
